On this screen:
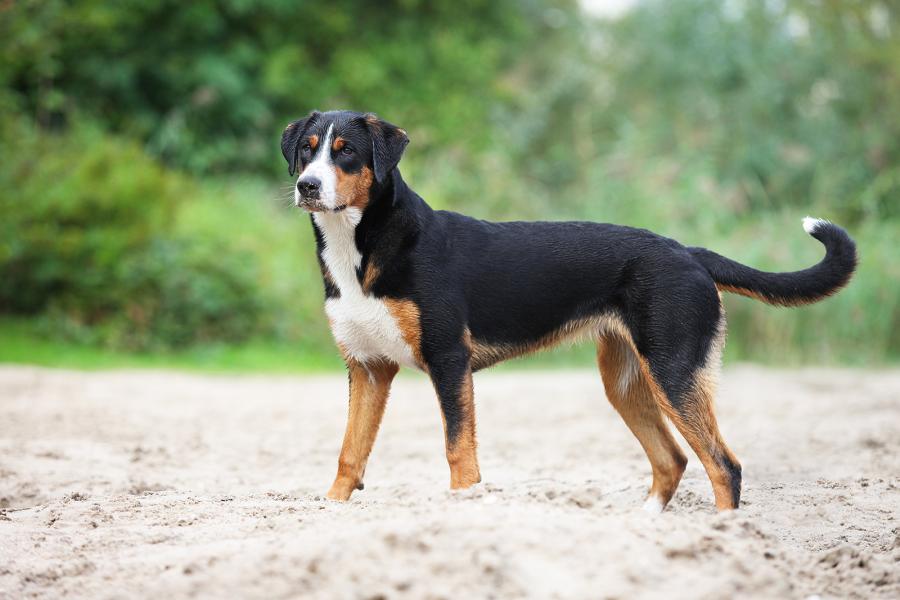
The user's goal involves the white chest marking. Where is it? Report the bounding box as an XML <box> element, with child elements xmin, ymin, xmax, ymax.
<box><xmin>315</xmin><ymin>210</ymin><xmax>418</xmax><ymax>369</ymax></box>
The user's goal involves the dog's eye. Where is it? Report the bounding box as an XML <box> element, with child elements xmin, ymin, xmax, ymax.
<box><xmin>341</xmin><ymin>146</ymin><xmax>354</xmax><ymax>156</ymax></box>
<box><xmin>301</xmin><ymin>142</ymin><xmax>311</xmax><ymax>152</ymax></box>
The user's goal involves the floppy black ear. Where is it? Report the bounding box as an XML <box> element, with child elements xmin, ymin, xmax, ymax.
<box><xmin>280</xmin><ymin>111</ymin><xmax>320</xmax><ymax>176</ymax></box>
<box><xmin>364</xmin><ymin>113</ymin><xmax>409</xmax><ymax>183</ymax></box>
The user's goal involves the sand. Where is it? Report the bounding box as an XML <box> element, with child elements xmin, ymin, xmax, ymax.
<box><xmin>0</xmin><ymin>365</ymin><xmax>897</xmax><ymax>599</ymax></box>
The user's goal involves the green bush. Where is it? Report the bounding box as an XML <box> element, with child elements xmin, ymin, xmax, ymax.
<box><xmin>589</xmin><ymin>0</ymin><xmax>900</xmax><ymax>223</ymax></box>
<box><xmin>0</xmin><ymin>118</ymin><xmax>267</xmax><ymax>349</ymax></box>
<box><xmin>0</xmin><ymin>0</ymin><xmax>580</xmax><ymax>174</ymax></box>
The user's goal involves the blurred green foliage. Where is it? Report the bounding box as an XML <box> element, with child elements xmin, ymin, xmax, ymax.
<box><xmin>592</xmin><ymin>0</ymin><xmax>900</xmax><ymax>222</ymax></box>
<box><xmin>0</xmin><ymin>0</ymin><xmax>897</xmax><ymax>365</ymax></box>
<box><xmin>0</xmin><ymin>116</ymin><xmax>266</xmax><ymax>349</ymax></box>
<box><xmin>0</xmin><ymin>0</ymin><xmax>567</xmax><ymax>173</ymax></box>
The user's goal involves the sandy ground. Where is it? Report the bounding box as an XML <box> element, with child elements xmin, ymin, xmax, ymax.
<box><xmin>0</xmin><ymin>365</ymin><xmax>898</xmax><ymax>599</ymax></box>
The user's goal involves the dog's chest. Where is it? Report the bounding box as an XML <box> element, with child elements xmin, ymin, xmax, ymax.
<box><xmin>315</xmin><ymin>212</ymin><xmax>417</xmax><ymax>368</ymax></box>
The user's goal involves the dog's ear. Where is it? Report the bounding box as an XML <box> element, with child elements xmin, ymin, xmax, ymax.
<box><xmin>281</xmin><ymin>111</ymin><xmax>320</xmax><ymax>176</ymax></box>
<box><xmin>364</xmin><ymin>113</ymin><xmax>409</xmax><ymax>183</ymax></box>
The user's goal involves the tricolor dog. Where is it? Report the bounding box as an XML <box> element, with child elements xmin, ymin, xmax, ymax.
<box><xmin>280</xmin><ymin>110</ymin><xmax>857</xmax><ymax>511</ymax></box>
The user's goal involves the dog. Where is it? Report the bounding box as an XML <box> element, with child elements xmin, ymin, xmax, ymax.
<box><xmin>280</xmin><ymin>110</ymin><xmax>857</xmax><ymax>511</ymax></box>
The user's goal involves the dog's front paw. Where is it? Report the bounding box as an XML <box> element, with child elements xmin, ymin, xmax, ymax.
<box><xmin>326</xmin><ymin>477</ymin><xmax>358</xmax><ymax>501</ymax></box>
<box><xmin>449</xmin><ymin>467</ymin><xmax>482</xmax><ymax>490</ymax></box>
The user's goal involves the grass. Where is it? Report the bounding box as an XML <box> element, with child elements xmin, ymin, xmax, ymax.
<box><xmin>0</xmin><ymin>318</ymin><xmax>342</xmax><ymax>373</ymax></box>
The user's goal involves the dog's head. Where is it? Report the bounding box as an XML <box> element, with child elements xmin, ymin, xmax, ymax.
<box><xmin>281</xmin><ymin>110</ymin><xmax>409</xmax><ymax>213</ymax></box>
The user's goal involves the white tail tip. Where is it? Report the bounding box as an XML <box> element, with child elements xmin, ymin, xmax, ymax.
<box><xmin>802</xmin><ymin>216</ymin><xmax>828</xmax><ymax>234</ymax></box>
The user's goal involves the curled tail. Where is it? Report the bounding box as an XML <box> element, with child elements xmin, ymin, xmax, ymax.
<box><xmin>688</xmin><ymin>217</ymin><xmax>858</xmax><ymax>306</ymax></box>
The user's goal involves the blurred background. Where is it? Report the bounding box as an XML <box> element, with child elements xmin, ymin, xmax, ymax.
<box><xmin>0</xmin><ymin>0</ymin><xmax>897</xmax><ymax>371</ymax></box>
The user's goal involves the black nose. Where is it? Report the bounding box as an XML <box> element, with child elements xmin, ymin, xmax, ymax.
<box><xmin>297</xmin><ymin>177</ymin><xmax>321</xmax><ymax>196</ymax></box>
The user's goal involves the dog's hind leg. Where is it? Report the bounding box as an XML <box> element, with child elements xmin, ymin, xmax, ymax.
<box><xmin>646</xmin><ymin>319</ymin><xmax>742</xmax><ymax>510</ymax></box>
<box><xmin>327</xmin><ymin>359</ymin><xmax>398</xmax><ymax>501</ymax></box>
<box><xmin>598</xmin><ymin>333</ymin><xmax>688</xmax><ymax>513</ymax></box>
<box><xmin>658</xmin><ymin>374</ymin><xmax>742</xmax><ymax>510</ymax></box>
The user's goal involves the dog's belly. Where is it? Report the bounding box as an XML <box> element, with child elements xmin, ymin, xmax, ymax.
<box><xmin>325</xmin><ymin>295</ymin><xmax>418</xmax><ymax>368</ymax></box>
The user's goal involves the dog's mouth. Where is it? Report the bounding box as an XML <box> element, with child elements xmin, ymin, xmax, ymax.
<box><xmin>296</xmin><ymin>198</ymin><xmax>347</xmax><ymax>213</ymax></box>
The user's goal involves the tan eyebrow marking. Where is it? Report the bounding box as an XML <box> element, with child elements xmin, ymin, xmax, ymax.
<box><xmin>308</xmin><ymin>134</ymin><xmax>319</xmax><ymax>150</ymax></box>
<box><xmin>332</xmin><ymin>137</ymin><xmax>346</xmax><ymax>152</ymax></box>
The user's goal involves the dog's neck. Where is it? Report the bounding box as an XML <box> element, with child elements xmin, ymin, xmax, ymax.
<box><xmin>311</xmin><ymin>169</ymin><xmax>428</xmax><ymax>294</ymax></box>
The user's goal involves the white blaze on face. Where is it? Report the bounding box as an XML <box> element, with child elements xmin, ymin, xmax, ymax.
<box><xmin>296</xmin><ymin>124</ymin><xmax>339</xmax><ymax>209</ymax></box>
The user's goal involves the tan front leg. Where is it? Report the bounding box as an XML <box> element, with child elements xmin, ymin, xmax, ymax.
<box><xmin>327</xmin><ymin>359</ymin><xmax>398</xmax><ymax>501</ymax></box>
<box><xmin>448</xmin><ymin>370</ymin><xmax>481</xmax><ymax>488</ymax></box>
<box><xmin>432</xmin><ymin>365</ymin><xmax>481</xmax><ymax>490</ymax></box>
